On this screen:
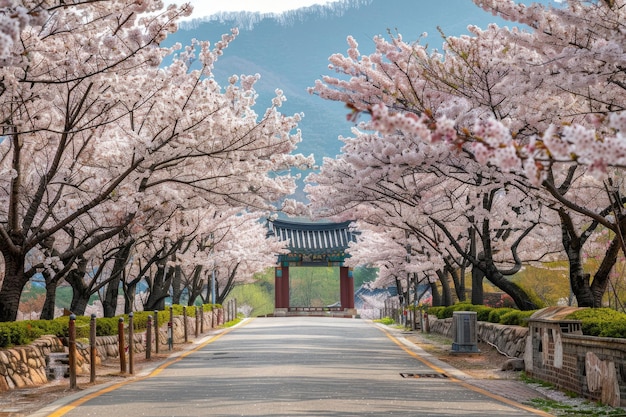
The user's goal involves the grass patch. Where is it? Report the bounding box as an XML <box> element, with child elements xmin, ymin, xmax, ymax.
<box><xmin>529</xmin><ymin>398</ymin><xmax>626</xmax><ymax>416</ymax></box>
<box><xmin>519</xmin><ymin>371</ymin><xmax>555</xmax><ymax>388</ymax></box>
<box><xmin>374</xmin><ymin>317</ymin><xmax>395</xmax><ymax>325</ymax></box>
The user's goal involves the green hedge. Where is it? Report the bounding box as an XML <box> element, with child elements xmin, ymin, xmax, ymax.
<box><xmin>427</xmin><ymin>304</ymin><xmax>626</xmax><ymax>338</ymax></box>
<box><xmin>565</xmin><ymin>308</ymin><xmax>626</xmax><ymax>338</ymax></box>
<box><xmin>426</xmin><ymin>302</ymin><xmax>535</xmax><ymax>327</ymax></box>
<box><xmin>0</xmin><ymin>304</ymin><xmax>222</xmax><ymax>348</ymax></box>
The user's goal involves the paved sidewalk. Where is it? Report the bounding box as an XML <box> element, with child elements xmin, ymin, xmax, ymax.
<box><xmin>464</xmin><ymin>378</ymin><xmax>548</xmax><ymax>404</ymax></box>
<box><xmin>391</xmin><ymin>327</ymin><xmax>549</xmax><ymax>405</ymax></box>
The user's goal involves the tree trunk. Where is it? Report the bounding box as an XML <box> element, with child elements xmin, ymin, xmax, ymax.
<box><xmin>449</xmin><ymin>266</ymin><xmax>465</xmax><ymax>302</ymax></box>
<box><xmin>0</xmin><ymin>252</ymin><xmax>29</xmax><ymax>322</ymax></box>
<box><xmin>187</xmin><ymin>266</ymin><xmax>204</xmax><ymax>306</ymax></box>
<box><xmin>171</xmin><ymin>266</ymin><xmax>182</xmax><ymax>305</ymax></box>
<box><xmin>589</xmin><ymin>234</ymin><xmax>620</xmax><ymax>307</ymax></box>
<box><xmin>430</xmin><ymin>281</ymin><xmax>442</xmax><ymax>306</ymax></box>
<box><xmin>558</xmin><ymin>209</ymin><xmax>611</xmax><ymax>308</ymax></box>
<box><xmin>40</xmin><ymin>272</ymin><xmax>58</xmax><ymax>320</ymax></box>
<box><xmin>216</xmin><ymin>264</ymin><xmax>239</xmax><ymax>305</ymax></box>
<box><xmin>436</xmin><ymin>269</ymin><xmax>452</xmax><ymax>306</ymax></box>
<box><xmin>66</xmin><ymin>259</ymin><xmax>92</xmax><ymax>316</ymax></box>
<box><xmin>567</xmin><ymin>246</ymin><xmax>595</xmax><ymax>307</ymax></box>
<box><xmin>102</xmin><ymin>275</ymin><xmax>121</xmax><ymax>317</ymax></box>
<box><xmin>102</xmin><ymin>242</ymin><xmax>133</xmax><ymax>317</ymax></box>
<box><xmin>481</xmin><ymin>262</ymin><xmax>538</xmax><ymax>310</ymax></box>
<box><xmin>124</xmin><ymin>281</ymin><xmax>138</xmax><ymax>314</ymax></box>
<box><xmin>70</xmin><ymin>295</ymin><xmax>88</xmax><ymax>316</ymax></box>
<box><xmin>143</xmin><ymin>263</ymin><xmax>172</xmax><ymax>311</ymax></box>
<box><xmin>471</xmin><ymin>265</ymin><xmax>485</xmax><ymax>305</ymax></box>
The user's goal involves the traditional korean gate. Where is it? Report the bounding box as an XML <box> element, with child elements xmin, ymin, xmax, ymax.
<box><xmin>267</xmin><ymin>219</ymin><xmax>357</xmax><ymax>317</ymax></box>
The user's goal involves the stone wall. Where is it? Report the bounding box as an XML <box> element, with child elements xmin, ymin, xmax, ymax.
<box><xmin>0</xmin><ymin>335</ymin><xmax>64</xmax><ymax>391</ymax></box>
<box><xmin>429</xmin><ymin>309</ymin><xmax>626</xmax><ymax>407</ymax></box>
<box><xmin>428</xmin><ymin>315</ymin><xmax>528</xmax><ymax>358</ymax></box>
<box><xmin>0</xmin><ymin>308</ymin><xmax>224</xmax><ymax>392</ymax></box>
<box><xmin>525</xmin><ymin>319</ymin><xmax>626</xmax><ymax>407</ymax></box>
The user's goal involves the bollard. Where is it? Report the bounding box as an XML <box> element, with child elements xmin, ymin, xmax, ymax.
<box><xmin>183</xmin><ymin>306</ymin><xmax>188</xmax><ymax>343</ymax></box>
<box><xmin>167</xmin><ymin>321</ymin><xmax>173</xmax><ymax>351</ymax></box>
<box><xmin>68</xmin><ymin>314</ymin><xmax>77</xmax><ymax>389</ymax></box>
<box><xmin>146</xmin><ymin>315</ymin><xmax>152</xmax><ymax>360</ymax></box>
<box><xmin>90</xmin><ymin>314</ymin><xmax>97</xmax><ymax>383</ymax></box>
<box><xmin>154</xmin><ymin>310</ymin><xmax>159</xmax><ymax>354</ymax></box>
<box><xmin>129</xmin><ymin>313</ymin><xmax>134</xmax><ymax>375</ymax></box>
<box><xmin>200</xmin><ymin>307</ymin><xmax>205</xmax><ymax>333</ymax></box>
<box><xmin>195</xmin><ymin>307</ymin><xmax>200</xmax><ymax>338</ymax></box>
<box><xmin>118</xmin><ymin>317</ymin><xmax>126</xmax><ymax>373</ymax></box>
<box><xmin>169</xmin><ymin>306</ymin><xmax>174</xmax><ymax>350</ymax></box>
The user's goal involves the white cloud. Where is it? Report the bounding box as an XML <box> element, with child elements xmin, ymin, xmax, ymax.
<box><xmin>166</xmin><ymin>1</ymin><xmax>339</xmax><ymax>19</ymax></box>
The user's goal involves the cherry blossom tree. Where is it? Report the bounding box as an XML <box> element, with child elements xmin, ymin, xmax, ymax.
<box><xmin>0</xmin><ymin>0</ymin><xmax>187</xmax><ymax>322</ymax></box>
<box><xmin>0</xmin><ymin>0</ymin><xmax>49</xmax><ymax>62</ymax></box>
<box><xmin>0</xmin><ymin>0</ymin><xmax>313</xmax><ymax>321</ymax></box>
<box><xmin>306</xmin><ymin>138</ymin><xmax>552</xmax><ymax>309</ymax></box>
<box><xmin>307</xmin><ymin>0</ymin><xmax>626</xmax><ymax>308</ymax></box>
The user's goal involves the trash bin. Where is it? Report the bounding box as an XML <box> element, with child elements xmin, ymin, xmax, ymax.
<box><xmin>451</xmin><ymin>311</ymin><xmax>480</xmax><ymax>353</ymax></box>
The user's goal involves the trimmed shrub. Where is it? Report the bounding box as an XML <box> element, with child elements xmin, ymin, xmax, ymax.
<box><xmin>474</xmin><ymin>306</ymin><xmax>493</xmax><ymax>322</ymax></box>
<box><xmin>426</xmin><ymin>306</ymin><xmax>446</xmax><ymax>319</ymax></box>
<box><xmin>426</xmin><ymin>303</ymin><xmax>537</xmax><ymax>327</ymax></box>
<box><xmin>0</xmin><ymin>303</ymin><xmax>223</xmax><ymax>348</ymax></box>
<box><xmin>499</xmin><ymin>309</ymin><xmax>534</xmax><ymax>326</ymax></box>
<box><xmin>487</xmin><ymin>307</ymin><xmax>515</xmax><ymax>323</ymax></box>
<box><xmin>566</xmin><ymin>308</ymin><xmax>626</xmax><ymax>338</ymax></box>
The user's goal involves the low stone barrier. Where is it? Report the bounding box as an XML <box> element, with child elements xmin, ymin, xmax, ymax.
<box><xmin>0</xmin><ymin>335</ymin><xmax>64</xmax><ymax>391</ymax></box>
<box><xmin>524</xmin><ymin>308</ymin><xmax>626</xmax><ymax>407</ymax></box>
<box><xmin>0</xmin><ymin>308</ymin><xmax>224</xmax><ymax>392</ymax></box>
<box><xmin>429</xmin><ymin>308</ymin><xmax>626</xmax><ymax>407</ymax></box>
<box><xmin>427</xmin><ymin>315</ymin><xmax>528</xmax><ymax>358</ymax></box>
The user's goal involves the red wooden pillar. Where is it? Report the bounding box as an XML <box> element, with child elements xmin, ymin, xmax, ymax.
<box><xmin>275</xmin><ymin>266</ymin><xmax>290</xmax><ymax>309</ymax></box>
<box><xmin>282</xmin><ymin>266</ymin><xmax>290</xmax><ymax>308</ymax></box>
<box><xmin>339</xmin><ymin>266</ymin><xmax>354</xmax><ymax>309</ymax></box>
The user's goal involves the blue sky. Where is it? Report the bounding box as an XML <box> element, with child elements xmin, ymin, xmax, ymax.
<box><xmin>166</xmin><ymin>0</ymin><xmax>340</xmax><ymax>17</ymax></box>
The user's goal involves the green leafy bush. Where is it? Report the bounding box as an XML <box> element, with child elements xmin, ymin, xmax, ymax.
<box><xmin>488</xmin><ymin>308</ymin><xmax>515</xmax><ymax>323</ymax></box>
<box><xmin>0</xmin><ymin>303</ymin><xmax>222</xmax><ymax>348</ymax></box>
<box><xmin>499</xmin><ymin>310</ymin><xmax>534</xmax><ymax>326</ymax></box>
<box><xmin>566</xmin><ymin>308</ymin><xmax>626</xmax><ymax>338</ymax></box>
<box><xmin>426</xmin><ymin>302</ymin><xmax>536</xmax><ymax>327</ymax></box>
<box><xmin>426</xmin><ymin>306</ymin><xmax>446</xmax><ymax>319</ymax></box>
<box><xmin>0</xmin><ymin>323</ymin><xmax>28</xmax><ymax>346</ymax></box>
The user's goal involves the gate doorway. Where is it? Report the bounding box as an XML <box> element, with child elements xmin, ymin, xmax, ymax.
<box><xmin>267</xmin><ymin>219</ymin><xmax>357</xmax><ymax>317</ymax></box>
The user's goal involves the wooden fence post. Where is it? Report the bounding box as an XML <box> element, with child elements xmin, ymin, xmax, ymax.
<box><xmin>118</xmin><ymin>317</ymin><xmax>126</xmax><ymax>373</ymax></box>
<box><xmin>90</xmin><ymin>314</ymin><xmax>97</xmax><ymax>383</ymax></box>
<box><xmin>68</xmin><ymin>314</ymin><xmax>77</xmax><ymax>389</ymax></box>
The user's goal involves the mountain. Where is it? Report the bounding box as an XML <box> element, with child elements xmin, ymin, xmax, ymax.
<box><xmin>163</xmin><ymin>0</ymin><xmax>557</xmax><ymax>200</ymax></box>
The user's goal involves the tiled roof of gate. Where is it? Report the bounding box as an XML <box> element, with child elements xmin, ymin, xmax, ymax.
<box><xmin>268</xmin><ymin>219</ymin><xmax>357</xmax><ymax>255</ymax></box>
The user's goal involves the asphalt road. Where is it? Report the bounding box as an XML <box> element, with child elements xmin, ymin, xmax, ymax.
<box><xmin>41</xmin><ymin>317</ymin><xmax>548</xmax><ymax>417</ymax></box>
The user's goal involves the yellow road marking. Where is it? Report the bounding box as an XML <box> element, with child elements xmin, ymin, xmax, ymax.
<box><xmin>45</xmin><ymin>319</ymin><xmax>253</xmax><ymax>417</ymax></box>
<box><xmin>376</xmin><ymin>325</ymin><xmax>554</xmax><ymax>417</ymax></box>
